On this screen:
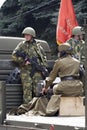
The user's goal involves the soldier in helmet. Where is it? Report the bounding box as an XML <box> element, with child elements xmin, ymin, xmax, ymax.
<box><xmin>12</xmin><ymin>27</ymin><xmax>47</xmax><ymax>104</ymax></box>
<box><xmin>42</xmin><ymin>43</ymin><xmax>84</xmax><ymax>116</ymax></box>
<box><xmin>67</xmin><ymin>26</ymin><xmax>85</xmax><ymax>65</ymax></box>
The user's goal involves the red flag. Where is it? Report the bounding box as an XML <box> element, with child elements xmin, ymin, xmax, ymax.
<box><xmin>56</xmin><ymin>0</ymin><xmax>78</xmax><ymax>44</ymax></box>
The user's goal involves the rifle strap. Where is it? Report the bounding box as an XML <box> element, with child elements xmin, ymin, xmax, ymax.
<box><xmin>34</xmin><ymin>41</ymin><xmax>46</xmax><ymax>65</ymax></box>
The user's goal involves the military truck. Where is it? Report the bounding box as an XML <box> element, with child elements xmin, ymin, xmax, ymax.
<box><xmin>0</xmin><ymin>36</ymin><xmax>85</xmax><ymax>130</ymax></box>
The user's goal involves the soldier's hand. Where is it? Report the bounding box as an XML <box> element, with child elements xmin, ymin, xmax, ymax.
<box><xmin>25</xmin><ymin>61</ymin><xmax>31</xmax><ymax>65</ymax></box>
<box><xmin>42</xmin><ymin>87</ymin><xmax>48</xmax><ymax>94</ymax></box>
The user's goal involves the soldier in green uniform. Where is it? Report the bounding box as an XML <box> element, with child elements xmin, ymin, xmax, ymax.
<box><xmin>42</xmin><ymin>43</ymin><xmax>84</xmax><ymax>116</ymax></box>
<box><xmin>67</xmin><ymin>26</ymin><xmax>85</xmax><ymax>65</ymax></box>
<box><xmin>12</xmin><ymin>27</ymin><xmax>47</xmax><ymax>104</ymax></box>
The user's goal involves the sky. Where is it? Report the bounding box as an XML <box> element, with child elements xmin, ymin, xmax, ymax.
<box><xmin>0</xmin><ymin>0</ymin><xmax>6</xmax><ymax>7</ymax></box>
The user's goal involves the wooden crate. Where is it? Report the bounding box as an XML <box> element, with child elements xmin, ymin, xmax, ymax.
<box><xmin>59</xmin><ymin>96</ymin><xmax>85</xmax><ymax>116</ymax></box>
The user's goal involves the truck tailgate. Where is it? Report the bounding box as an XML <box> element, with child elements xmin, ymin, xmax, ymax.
<box><xmin>6</xmin><ymin>114</ymin><xmax>85</xmax><ymax>129</ymax></box>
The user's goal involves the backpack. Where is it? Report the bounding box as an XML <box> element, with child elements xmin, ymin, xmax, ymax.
<box><xmin>6</xmin><ymin>67</ymin><xmax>21</xmax><ymax>84</ymax></box>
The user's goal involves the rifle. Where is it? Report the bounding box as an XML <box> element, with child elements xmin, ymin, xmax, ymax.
<box><xmin>15</xmin><ymin>50</ymin><xmax>49</xmax><ymax>79</ymax></box>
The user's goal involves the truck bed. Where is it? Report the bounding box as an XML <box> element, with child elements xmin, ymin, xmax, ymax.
<box><xmin>6</xmin><ymin>114</ymin><xmax>85</xmax><ymax>128</ymax></box>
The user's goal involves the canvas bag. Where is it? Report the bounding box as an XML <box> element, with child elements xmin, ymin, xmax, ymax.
<box><xmin>46</xmin><ymin>95</ymin><xmax>61</xmax><ymax>116</ymax></box>
<box><xmin>25</xmin><ymin>96</ymin><xmax>49</xmax><ymax>116</ymax></box>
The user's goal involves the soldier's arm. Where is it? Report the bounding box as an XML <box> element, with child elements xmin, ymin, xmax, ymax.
<box><xmin>45</xmin><ymin>60</ymin><xmax>59</xmax><ymax>88</ymax></box>
<box><xmin>12</xmin><ymin>42</ymin><xmax>24</xmax><ymax>64</ymax></box>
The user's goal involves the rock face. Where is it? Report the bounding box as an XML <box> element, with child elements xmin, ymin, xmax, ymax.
<box><xmin>0</xmin><ymin>0</ymin><xmax>87</xmax><ymax>56</ymax></box>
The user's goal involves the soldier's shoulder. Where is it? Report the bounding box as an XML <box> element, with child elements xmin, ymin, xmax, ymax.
<box><xmin>72</xmin><ymin>56</ymin><xmax>80</xmax><ymax>63</ymax></box>
<box><xmin>17</xmin><ymin>40</ymin><xmax>25</xmax><ymax>47</ymax></box>
<box><xmin>35</xmin><ymin>39</ymin><xmax>51</xmax><ymax>52</ymax></box>
<box><xmin>67</xmin><ymin>38</ymin><xmax>73</xmax><ymax>42</ymax></box>
<box><xmin>55</xmin><ymin>57</ymin><xmax>64</xmax><ymax>63</ymax></box>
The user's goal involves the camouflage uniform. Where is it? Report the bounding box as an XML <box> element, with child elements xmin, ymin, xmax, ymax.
<box><xmin>67</xmin><ymin>38</ymin><xmax>85</xmax><ymax>65</ymax></box>
<box><xmin>67</xmin><ymin>26</ymin><xmax>85</xmax><ymax>65</ymax></box>
<box><xmin>12</xmin><ymin>34</ymin><xmax>47</xmax><ymax>104</ymax></box>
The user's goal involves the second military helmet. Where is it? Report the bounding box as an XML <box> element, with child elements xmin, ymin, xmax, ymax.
<box><xmin>72</xmin><ymin>26</ymin><xmax>85</xmax><ymax>35</ymax></box>
<box><xmin>58</xmin><ymin>42</ymin><xmax>72</xmax><ymax>53</ymax></box>
<box><xmin>22</xmin><ymin>27</ymin><xmax>36</xmax><ymax>37</ymax></box>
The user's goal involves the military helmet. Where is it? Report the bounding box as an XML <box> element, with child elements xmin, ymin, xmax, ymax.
<box><xmin>58</xmin><ymin>42</ymin><xmax>72</xmax><ymax>52</ymax></box>
<box><xmin>22</xmin><ymin>27</ymin><xmax>36</xmax><ymax>37</ymax></box>
<box><xmin>72</xmin><ymin>26</ymin><xmax>85</xmax><ymax>35</ymax></box>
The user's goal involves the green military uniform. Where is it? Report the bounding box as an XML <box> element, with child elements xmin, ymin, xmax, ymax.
<box><xmin>44</xmin><ymin>43</ymin><xmax>84</xmax><ymax>116</ymax></box>
<box><xmin>46</xmin><ymin>55</ymin><xmax>83</xmax><ymax>96</ymax></box>
<box><xmin>67</xmin><ymin>38</ymin><xmax>85</xmax><ymax>65</ymax></box>
<box><xmin>12</xmin><ymin>39</ymin><xmax>47</xmax><ymax>104</ymax></box>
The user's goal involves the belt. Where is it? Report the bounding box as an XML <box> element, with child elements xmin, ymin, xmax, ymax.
<box><xmin>61</xmin><ymin>76</ymin><xmax>79</xmax><ymax>81</ymax></box>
